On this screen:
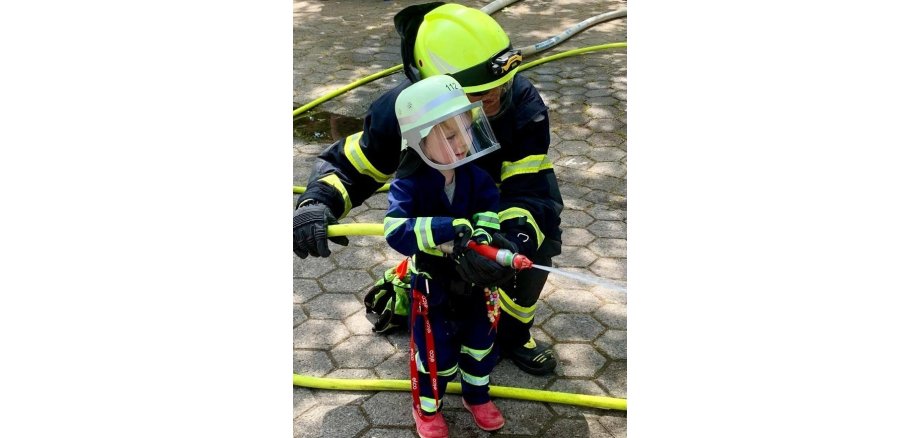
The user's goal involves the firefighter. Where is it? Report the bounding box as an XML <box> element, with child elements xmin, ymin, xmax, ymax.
<box><xmin>294</xmin><ymin>2</ymin><xmax>563</xmax><ymax>375</ymax></box>
<box><xmin>387</xmin><ymin>74</ymin><xmax>508</xmax><ymax>437</ymax></box>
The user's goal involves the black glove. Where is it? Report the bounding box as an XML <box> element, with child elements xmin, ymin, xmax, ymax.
<box><xmin>452</xmin><ymin>218</ymin><xmax>474</xmax><ymax>254</ymax></box>
<box><xmin>454</xmin><ymin>246</ymin><xmax>515</xmax><ymax>287</ymax></box>
<box><xmin>491</xmin><ymin>232</ymin><xmax>519</xmax><ymax>253</ymax></box>
<box><xmin>293</xmin><ymin>201</ymin><xmax>349</xmax><ymax>258</ymax></box>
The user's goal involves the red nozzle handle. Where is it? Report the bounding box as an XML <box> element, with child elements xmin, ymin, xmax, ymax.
<box><xmin>466</xmin><ymin>240</ymin><xmax>532</xmax><ymax>270</ymax></box>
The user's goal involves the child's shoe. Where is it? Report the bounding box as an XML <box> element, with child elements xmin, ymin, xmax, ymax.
<box><xmin>462</xmin><ymin>399</ymin><xmax>505</xmax><ymax>431</ymax></box>
<box><xmin>412</xmin><ymin>408</ymin><xmax>449</xmax><ymax>438</ymax></box>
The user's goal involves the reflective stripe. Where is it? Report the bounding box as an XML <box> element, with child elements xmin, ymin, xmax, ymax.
<box><xmin>318</xmin><ymin>174</ymin><xmax>352</xmax><ymax>217</ymax></box>
<box><xmin>500</xmin><ymin>154</ymin><xmax>553</xmax><ymax>181</ymax></box>
<box><xmin>383</xmin><ymin>217</ymin><xmax>408</xmax><ymax>237</ymax></box>
<box><xmin>419</xmin><ymin>396</ymin><xmax>440</xmax><ymax>413</ymax></box>
<box><xmin>472</xmin><ymin>211</ymin><xmax>500</xmax><ymax>230</ymax></box>
<box><xmin>498</xmin><ymin>207</ymin><xmax>545</xmax><ymax>249</ymax></box>
<box><xmin>497</xmin><ymin>287</ymin><xmax>536</xmax><ymax>323</ymax></box>
<box><xmin>415</xmin><ymin>352</ymin><xmax>458</xmax><ymax>376</ymax></box>
<box><xmin>343</xmin><ymin>132</ymin><xmax>390</xmax><ymax>183</ymax></box>
<box><xmin>414</xmin><ymin>217</ymin><xmax>445</xmax><ymax>256</ymax></box>
<box><xmin>460</xmin><ymin>369</ymin><xmax>490</xmax><ymax>387</ymax></box>
<box><xmin>460</xmin><ymin>344</ymin><xmax>493</xmax><ymax>361</ymax></box>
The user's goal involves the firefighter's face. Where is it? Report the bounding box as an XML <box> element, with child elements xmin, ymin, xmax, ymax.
<box><xmin>466</xmin><ymin>86</ymin><xmax>503</xmax><ymax>117</ymax></box>
<box><xmin>421</xmin><ymin>117</ymin><xmax>470</xmax><ymax>165</ymax></box>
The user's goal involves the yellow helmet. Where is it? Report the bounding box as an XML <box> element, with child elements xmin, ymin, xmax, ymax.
<box><xmin>413</xmin><ymin>3</ymin><xmax>522</xmax><ymax>94</ymax></box>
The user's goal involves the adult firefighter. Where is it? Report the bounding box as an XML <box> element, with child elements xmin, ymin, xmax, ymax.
<box><xmin>293</xmin><ymin>2</ymin><xmax>563</xmax><ymax>375</ymax></box>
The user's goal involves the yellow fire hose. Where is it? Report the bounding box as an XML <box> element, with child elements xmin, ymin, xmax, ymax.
<box><xmin>293</xmin><ymin>184</ymin><xmax>390</xmax><ymax>195</ymax></box>
<box><xmin>293</xmin><ymin>373</ymin><xmax>626</xmax><ymax>411</ymax></box>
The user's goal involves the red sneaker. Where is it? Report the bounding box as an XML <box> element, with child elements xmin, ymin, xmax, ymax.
<box><xmin>462</xmin><ymin>399</ymin><xmax>505</xmax><ymax>431</ymax></box>
<box><xmin>412</xmin><ymin>408</ymin><xmax>449</xmax><ymax>438</ymax></box>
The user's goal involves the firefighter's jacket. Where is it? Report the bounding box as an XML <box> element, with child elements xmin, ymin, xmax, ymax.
<box><xmin>300</xmin><ymin>74</ymin><xmax>563</xmax><ymax>259</ymax></box>
<box><xmin>383</xmin><ymin>164</ymin><xmax>499</xmax><ymax>307</ymax></box>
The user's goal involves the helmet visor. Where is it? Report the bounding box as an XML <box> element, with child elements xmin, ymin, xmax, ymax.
<box><xmin>407</xmin><ymin>102</ymin><xmax>500</xmax><ymax>170</ymax></box>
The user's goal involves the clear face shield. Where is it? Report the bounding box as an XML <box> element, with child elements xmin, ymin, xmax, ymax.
<box><xmin>403</xmin><ymin>101</ymin><xmax>500</xmax><ymax>171</ymax></box>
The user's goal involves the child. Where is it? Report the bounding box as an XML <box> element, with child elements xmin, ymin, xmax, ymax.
<box><xmin>384</xmin><ymin>74</ymin><xmax>514</xmax><ymax>438</ymax></box>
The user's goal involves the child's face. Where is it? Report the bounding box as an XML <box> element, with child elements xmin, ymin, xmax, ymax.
<box><xmin>421</xmin><ymin>116</ymin><xmax>471</xmax><ymax>165</ymax></box>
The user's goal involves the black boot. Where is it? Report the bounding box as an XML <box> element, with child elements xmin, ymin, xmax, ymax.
<box><xmin>502</xmin><ymin>337</ymin><xmax>557</xmax><ymax>375</ymax></box>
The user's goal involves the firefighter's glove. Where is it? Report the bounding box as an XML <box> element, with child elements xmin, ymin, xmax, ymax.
<box><xmin>455</xmin><ymin>247</ymin><xmax>515</xmax><ymax>287</ymax></box>
<box><xmin>491</xmin><ymin>232</ymin><xmax>519</xmax><ymax>253</ymax></box>
<box><xmin>452</xmin><ymin>218</ymin><xmax>474</xmax><ymax>253</ymax></box>
<box><xmin>293</xmin><ymin>202</ymin><xmax>349</xmax><ymax>258</ymax></box>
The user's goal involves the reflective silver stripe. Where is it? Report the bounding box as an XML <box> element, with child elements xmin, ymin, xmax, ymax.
<box><xmin>460</xmin><ymin>369</ymin><xmax>490</xmax><ymax>386</ymax></box>
<box><xmin>497</xmin><ymin>287</ymin><xmax>536</xmax><ymax>323</ymax></box>
<box><xmin>460</xmin><ymin>344</ymin><xmax>493</xmax><ymax>361</ymax></box>
<box><xmin>383</xmin><ymin>217</ymin><xmax>408</xmax><ymax>237</ymax></box>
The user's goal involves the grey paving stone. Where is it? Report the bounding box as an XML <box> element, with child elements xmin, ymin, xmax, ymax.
<box><xmin>595</xmin><ymin>330</ymin><xmax>627</xmax><ymax>360</ymax></box>
<box><xmin>561</xmin><ymin>228</ymin><xmax>595</xmax><ymax>247</ymax></box>
<box><xmin>554</xmin><ymin>344</ymin><xmax>607</xmax><ymax>377</ymax></box>
<box><xmin>344</xmin><ymin>310</ymin><xmax>375</xmax><ymax>335</ymax></box>
<box><xmin>294</xmin><ymin>387</ymin><xmax>317</xmax><ymax>418</ymax></box>
<box><xmin>374</xmin><ymin>352</ymin><xmax>410</xmax><ymax>380</ymax></box>
<box><xmin>587</xmin><ymin>204</ymin><xmax>626</xmax><ymax>221</ymax></box>
<box><xmin>332</xmin><ymin>248</ymin><xmax>387</xmax><ymax>273</ymax></box>
<box><xmin>556</xmin><ymin>155</ymin><xmax>595</xmax><ymax>170</ymax></box>
<box><xmin>561</xmin><ymin>209</ymin><xmax>595</xmax><ymax>228</ymax></box>
<box><xmin>294</xmin><ymin>405</ymin><xmax>369</xmax><ymax>438</ymax></box>
<box><xmin>306</xmin><ymin>293</ymin><xmax>364</xmax><ymax>320</ymax></box>
<box><xmin>490</xmin><ymin>358</ymin><xmax>553</xmax><ymax>391</ymax></box>
<box><xmin>491</xmin><ymin>398</ymin><xmax>553</xmax><ymax>435</ymax></box>
<box><xmin>597</xmin><ymin>360</ymin><xmax>627</xmax><ymax>398</ymax></box>
<box><xmin>294</xmin><ymin>320</ymin><xmax>350</xmax><ymax>348</ymax></box>
<box><xmin>554</xmin><ymin>245</ymin><xmax>598</xmax><ymax>268</ymax></box>
<box><xmin>594</xmin><ymin>303</ymin><xmax>627</xmax><ymax>330</ymax></box>
<box><xmin>588</xmin><ymin>238</ymin><xmax>627</xmax><ymax>258</ymax></box>
<box><xmin>330</xmin><ymin>335</ymin><xmax>398</xmax><ymax>368</ymax></box>
<box><xmin>325</xmin><ymin>368</ymin><xmax>377</xmax><ymax>379</ymax></box>
<box><xmin>358</xmin><ymin>428</ymin><xmax>416</xmax><ymax>438</ymax></box>
<box><xmin>318</xmin><ymin>269</ymin><xmax>375</xmax><ymax>295</ymax></box>
<box><xmin>587</xmin><ymin>118</ymin><xmax>623</xmax><ymax>133</ymax></box>
<box><xmin>294</xmin><ymin>254</ymin><xmax>336</xmax><ymax>279</ymax></box>
<box><xmin>293</xmin><ymin>349</ymin><xmax>334</xmax><ymax>376</ymax></box>
<box><xmin>587</xmin><ymin>132</ymin><xmax>626</xmax><ymax>151</ymax></box>
<box><xmin>587</xmin><ymin>220</ymin><xmax>626</xmax><ymax>239</ymax></box>
<box><xmin>544</xmin><ymin>313</ymin><xmax>604</xmax><ymax>342</ymax></box>
<box><xmin>589</xmin><ymin>257</ymin><xmax>626</xmax><ymax>280</ymax></box>
<box><xmin>294</xmin><ymin>278</ymin><xmax>323</xmax><ymax>304</ymax></box>
<box><xmin>295</xmin><ymin>305</ymin><xmax>308</xmax><ymax>328</ymax></box>
<box><xmin>588</xmin><ymin>161</ymin><xmax>627</xmax><ymax>178</ymax></box>
<box><xmin>539</xmin><ymin>417</ymin><xmax>595</xmax><ymax>437</ymax></box>
<box><xmin>587</xmin><ymin>145</ymin><xmax>626</xmax><ymax>164</ymax></box>
<box><xmin>595</xmin><ymin>414</ymin><xmax>628</xmax><ymax>437</ymax></box>
<box><xmin>361</xmin><ymin>391</ymin><xmax>415</xmax><ymax>427</ymax></box>
<box><xmin>544</xmin><ymin>290</ymin><xmax>603</xmax><ymax>314</ymax></box>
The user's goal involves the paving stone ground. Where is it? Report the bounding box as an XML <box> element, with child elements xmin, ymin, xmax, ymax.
<box><xmin>294</xmin><ymin>0</ymin><xmax>626</xmax><ymax>436</ymax></box>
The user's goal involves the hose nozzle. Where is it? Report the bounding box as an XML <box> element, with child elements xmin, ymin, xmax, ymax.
<box><xmin>466</xmin><ymin>241</ymin><xmax>532</xmax><ymax>270</ymax></box>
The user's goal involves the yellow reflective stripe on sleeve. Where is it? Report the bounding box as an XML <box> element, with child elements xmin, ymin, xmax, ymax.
<box><xmin>460</xmin><ymin>344</ymin><xmax>493</xmax><ymax>361</ymax></box>
<box><xmin>472</xmin><ymin>211</ymin><xmax>500</xmax><ymax>230</ymax></box>
<box><xmin>343</xmin><ymin>132</ymin><xmax>390</xmax><ymax>183</ymax></box>
<box><xmin>497</xmin><ymin>287</ymin><xmax>536</xmax><ymax>323</ymax></box>
<box><xmin>459</xmin><ymin>369</ymin><xmax>490</xmax><ymax>387</ymax></box>
<box><xmin>498</xmin><ymin>207</ymin><xmax>545</xmax><ymax>249</ymax></box>
<box><xmin>317</xmin><ymin>174</ymin><xmax>352</xmax><ymax>218</ymax></box>
<box><xmin>500</xmin><ymin>154</ymin><xmax>553</xmax><ymax>181</ymax></box>
<box><xmin>383</xmin><ymin>217</ymin><xmax>408</xmax><ymax>237</ymax></box>
<box><xmin>414</xmin><ymin>217</ymin><xmax>445</xmax><ymax>257</ymax></box>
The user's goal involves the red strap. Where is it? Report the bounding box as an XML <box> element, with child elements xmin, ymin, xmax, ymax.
<box><xmin>409</xmin><ymin>279</ymin><xmax>439</xmax><ymax>416</ymax></box>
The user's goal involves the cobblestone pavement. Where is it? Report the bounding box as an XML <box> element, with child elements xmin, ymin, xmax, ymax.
<box><xmin>294</xmin><ymin>0</ymin><xmax>626</xmax><ymax>436</ymax></box>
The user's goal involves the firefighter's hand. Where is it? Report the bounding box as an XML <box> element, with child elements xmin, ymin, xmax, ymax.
<box><xmin>293</xmin><ymin>202</ymin><xmax>349</xmax><ymax>258</ymax></box>
<box><xmin>454</xmin><ymin>247</ymin><xmax>515</xmax><ymax>287</ymax></box>
<box><xmin>452</xmin><ymin>218</ymin><xmax>474</xmax><ymax>252</ymax></box>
